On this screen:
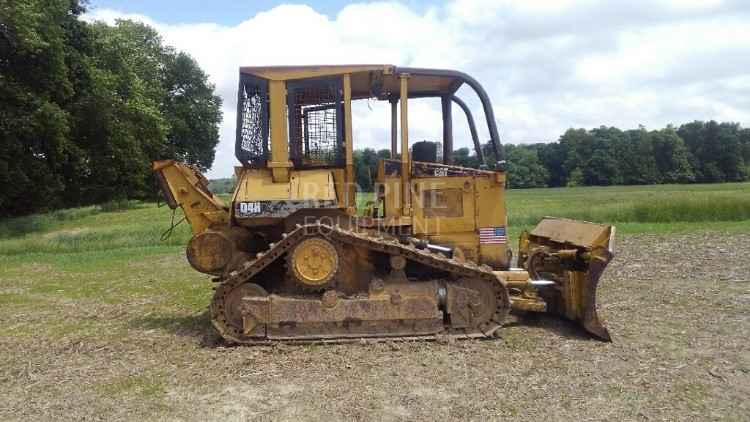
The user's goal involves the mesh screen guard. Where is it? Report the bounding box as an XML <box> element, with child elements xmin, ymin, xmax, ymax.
<box><xmin>287</xmin><ymin>77</ymin><xmax>345</xmax><ymax>168</ymax></box>
<box><xmin>235</xmin><ymin>75</ymin><xmax>269</xmax><ymax>166</ymax></box>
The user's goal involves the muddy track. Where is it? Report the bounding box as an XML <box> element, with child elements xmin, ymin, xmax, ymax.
<box><xmin>210</xmin><ymin>223</ymin><xmax>510</xmax><ymax>343</ymax></box>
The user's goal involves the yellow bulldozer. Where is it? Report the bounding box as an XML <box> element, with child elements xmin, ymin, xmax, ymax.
<box><xmin>153</xmin><ymin>65</ymin><xmax>615</xmax><ymax>344</ymax></box>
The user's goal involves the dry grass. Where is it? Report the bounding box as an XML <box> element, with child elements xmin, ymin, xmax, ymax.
<box><xmin>1</xmin><ymin>231</ymin><xmax>748</xmax><ymax>421</ymax></box>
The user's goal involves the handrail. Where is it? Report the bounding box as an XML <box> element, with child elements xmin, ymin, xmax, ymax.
<box><xmin>395</xmin><ymin>67</ymin><xmax>505</xmax><ymax>167</ymax></box>
<box><xmin>451</xmin><ymin>95</ymin><xmax>484</xmax><ymax>166</ymax></box>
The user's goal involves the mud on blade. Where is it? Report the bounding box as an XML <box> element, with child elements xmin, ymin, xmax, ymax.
<box><xmin>518</xmin><ymin>217</ymin><xmax>615</xmax><ymax>341</ymax></box>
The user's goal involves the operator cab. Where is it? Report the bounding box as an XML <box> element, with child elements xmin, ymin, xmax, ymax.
<box><xmin>235</xmin><ymin>65</ymin><xmax>504</xmax><ymax>172</ymax></box>
<box><xmin>232</xmin><ymin>65</ymin><xmax>510</xmax><ymax>267</ymax></box>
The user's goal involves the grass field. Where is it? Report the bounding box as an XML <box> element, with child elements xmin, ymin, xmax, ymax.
<box><xmin>505</xmin><ymin>182</ymin><xmax>750</xmax><ymax>236</ymax></box>
<box><xmin>359</xmin><ymin>182</ymin><xmax>750</xmax><ymax>240</ymax></box>
<box><xmin>1</xmin><ymin>182</ymin><xmax>749</xmax><ymax>420</ymax></box>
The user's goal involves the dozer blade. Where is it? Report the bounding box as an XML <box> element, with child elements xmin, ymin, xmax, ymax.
<box><xmin>519</xmin><ymin>217</ymin><xmax>615</xmax><ymax>341</ymax></box>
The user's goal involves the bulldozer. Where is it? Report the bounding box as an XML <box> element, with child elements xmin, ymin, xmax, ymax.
<box><xmin>153</xmin><ymin>65</ymin><xmax>615</xmax><ymax>344</ymax></box>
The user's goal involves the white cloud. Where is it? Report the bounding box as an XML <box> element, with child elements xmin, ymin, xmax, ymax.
<box><xmin>657</xmin><ymin>0</ymin><xmax>725</xmax><ymax>10</ymax></box>
<box><xmin>84</xmin><ymin>0</ymin><xmax>750</xmax><ymax>177</ymax></box>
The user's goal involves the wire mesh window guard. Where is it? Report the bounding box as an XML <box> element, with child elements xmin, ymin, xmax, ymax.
<box><xmin>288</xmin><ymin>78</ymin><xmax>344</xmax><ymax>168</ymax></box>
<box><xmin>235</xmin><ymin>75</ymin><xmax>269</xmax><ymax>166</ymax></box>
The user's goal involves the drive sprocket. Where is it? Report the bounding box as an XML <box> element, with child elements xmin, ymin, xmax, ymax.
<box><xmin>287</xmin><ymin>236</ymin><xmax>339</xmax><ymax>291</ymax></box>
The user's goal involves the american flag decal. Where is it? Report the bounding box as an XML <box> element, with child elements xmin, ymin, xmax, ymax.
<box><xmin>479</xmin><ymin>226</ymin><xmax>507</xmax><ymax>244</ymax></box>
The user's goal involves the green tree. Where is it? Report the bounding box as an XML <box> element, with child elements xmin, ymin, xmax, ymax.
<box><xmin>677</xmin><ymin>121</ymin><xmax>707</xmax><ymax>180</ymax></box>
<box><xmin>0</xmin><ymin>0</ymin><xmax>84</xmax><ymax>215</ymax></box>
<box><xmin>651</xmin><ymin>128</ymin><xmax>694</xmax><ymax>183</ymax></box>
<box><xmin>566</xmin><ymin>168</ymin><xmax>584</xmax><ymax>187</ymax></box>
<box><xmin>740</xmin><ymin>129</ymin><xmax>750</xmax><ymax>177</ymax></box>
<box><xmin>0</xmin><ymin>5</ymin><xmax>222</xmax><ymax>216</ymax></box>
<box><xmin>677</xmin><ymin>121</ymin><xmax>747</xmax><ymax>182</ymax></box>
<box><xmin>715</xmin><ymin>123</ymin><xmax>747</xmax><ymax>181</ymax></box>
<box><xmin>72</xmin><ymin>20</ymin><xmax>169</xmax><ymax>202</ymax></box>
<box><xmin>161</xmin><ymin>51</ymin><xmax>222</xmax><ymax>170</ymax></box>
<box><xmin>208</xmin><ymin>177</ymin><xmax>236</xmax><ymax>194</ymax></box>
<box><xmin>353</xmin><ymin>148</ymin><xmax>379</xmax><ymax>191</ymax></box>
<box><xmin>619</xmin><ymin>129</ymin><xmax>660</xmax><ymax>184</ymax></box>
<box><xmin>451</xmin><ymin>147</ymin><xmax>481</xmax><ymax>168</ymax></box>
<box><xmin>559</xmin><ymin>128</ymin><xmax>593</xmax><ymax>185</ymax></box>
<box><xmin>585</xmin><ymin>127</ymin><xmax>624</xmax><ymax>185</ymax></box>
<box><xmin>69</xmin><ymin>20</ymin><xmax>221</xmax><ymax>203</ymax></box>
<box><xmin>504</xmin><ymin>145</ymin><xmax>549</xmax><ymax>188</ymax></box>
<box><xmin>536</xmin><ymin>142</ymin><xmax>565</xmax><ymax>187</ymax></box>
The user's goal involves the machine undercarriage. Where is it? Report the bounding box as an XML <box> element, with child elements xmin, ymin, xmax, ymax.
<box><xmin>211</xmin><ymin>223</ymin><xmax>510</xmax><ymax>343</ymax></box>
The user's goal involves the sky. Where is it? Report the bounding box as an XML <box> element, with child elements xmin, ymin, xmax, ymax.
<box><xmin>83</xmin><ymin>0</ymin><xmax>750</xmax><ymax>178</ymax></box>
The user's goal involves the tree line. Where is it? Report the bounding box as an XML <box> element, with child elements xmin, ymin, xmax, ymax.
<box><xmin>0</xmin><ymin>1</ymin><xmax>222</xmax><ymax>217</ymax></box>
<box><xmin>497</xmin><ymin>122</ymin><xmax>750</xmax><ymax>188</ymax></box>
<box><xmin>349</xmin><ymin>121</ymin><xmax>750</xmax><ymax>191</ymax></box>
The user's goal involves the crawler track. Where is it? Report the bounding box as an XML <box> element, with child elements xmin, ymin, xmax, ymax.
<box><xmin>210</xmin><ymin>224</ymin><xmax>510</xmax><ymax>344</ymax></box>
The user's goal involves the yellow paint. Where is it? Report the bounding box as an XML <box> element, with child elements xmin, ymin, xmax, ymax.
<box><xmin>153</xmin><ymin>65</ymin><xmax>618</xmax><ymax>341</ymax></box>
<box><xmin>152</xmin><ymin>160</ymin><xmax>228</xmax><ymax>235</ymax></box>
<box><xmin>343</xmin><ymin>73</ymin><xmax>355</xmax><ymax>209</ymax></box>
<box><xmin>239</xmin><ymin>65</ymin><xmax>458</xmax><ymax>100</ymax></box>
<box><xmin>405</xmin><ymin>170</ymin><xmax>509</xmax><ymax>267</ymax></box>
<box><xmin>268</xmin><ymin>80</ymin><xmax>292</xmax><ymax>183</ymax></box>
<box><xmin>529</xmin><ymin>217</ymin><xmax>612</xmax><ymax>249</ymax></box>
<box><xmin>399</xmin><ymin>74</ymin><xmax>410</xmax><ymax>216</ymax></box>
<box><xmin>426</xmin><ymin>232</ymin><xmax>479</xmax><ymax>262</ymax></box>
<box><xmin>234</xmin><ymin>168</ymin><xmax>337</xmax><ymax>202</ymax></box>
<box><xmin>524</xmin><ymin>219</ymin><xmax>613</xmax><ymax>322</ymax></box>
<box><xmin>412</xmin><ymin>176</ymin><xmax>475</xmax><ymax>234</ymax></box>
<box><xmin>376</xmin><ymin>160</ymin><xmax>403</xmax><ymax>219</ymax></box>
<box><xmin>330</xmin><ymin>168</ymin><xmax>347</xmax><ymax>208</ymax></box>
<box><xmin>241</xmin><ymin>65</ymin><xmax>393</xmax><ymax>81</ymax></box>
<box><xmin>493</xmin><ymin>270</ymin><xmax>529</xmax><ymax>287</ymax></box>
<box><xmin>474</xmin><ymin>174</ymin><xmax>508</xmax><ymax>268</ymax></box>
<box><xmin>290</xmin><ymin>238</ymin><xmax>339</xmax><ymax>286</ymax></box>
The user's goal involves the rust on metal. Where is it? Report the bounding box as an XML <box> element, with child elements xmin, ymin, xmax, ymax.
<box><xmin>289</xmin><ymin>237</ymin><xmax>339</xmax><ymax>290</ymax></box>
<box><xmin>518</xmin><ymin>217</ymin><xmax>615</xmax><ymax>341</ymax></box>
<box><xmin>210</xmin><ymin>223</ymin><xmax>511</xmax><ymax>344</ymax></box>
<box><xmin>155</xmin><ymin>66</ymin><xmax>617</xmax><ymax>345</ymax></box>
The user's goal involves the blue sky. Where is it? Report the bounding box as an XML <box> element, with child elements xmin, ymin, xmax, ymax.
<box><xmin>87</xmin><ymin>0</ymin><xmax>430</xmax><ymax>24</ymax></box>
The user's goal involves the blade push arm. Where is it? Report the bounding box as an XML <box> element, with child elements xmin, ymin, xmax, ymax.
<box><xmin>516</xmin><ymin>217</ymin><xmax>615</xmax><ymax>341</ymax></box>
<box><xmin>152</xmin><ymin>160</ymin><xmax>229</xmax><ymax>235</ymax></box>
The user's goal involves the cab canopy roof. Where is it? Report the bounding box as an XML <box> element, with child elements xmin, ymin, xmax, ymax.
<box><xmin>239</xmin><ymin>64</ymin><xmax>477</xmax><ymax>100</ymax></box>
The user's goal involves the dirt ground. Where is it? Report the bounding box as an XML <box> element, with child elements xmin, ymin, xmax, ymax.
<box><xmin>1</xmin><ymin>232</ymin><xmax>749</xmax><ymax>421</ymax></box>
